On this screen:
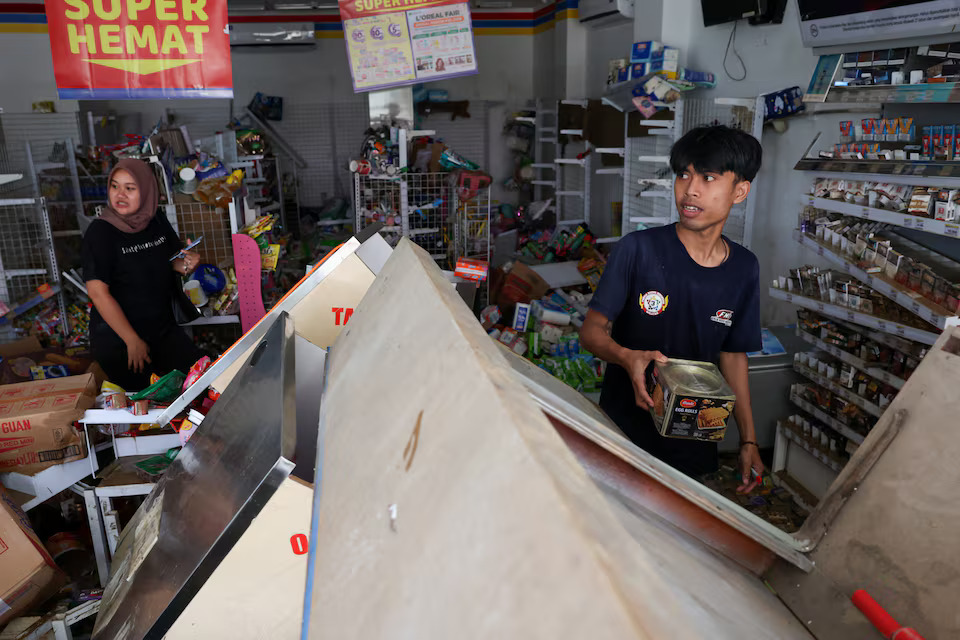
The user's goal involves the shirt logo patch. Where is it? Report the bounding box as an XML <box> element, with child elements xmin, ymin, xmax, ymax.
<box><xmin>711</xmin><ymin>309</ymin><xmax>734</xmax><ymax>327</ymax></box>
<box><xmin>640</xmin><ymin>291</ymin><xmax>669</xmax><ymax>316</ymax></box>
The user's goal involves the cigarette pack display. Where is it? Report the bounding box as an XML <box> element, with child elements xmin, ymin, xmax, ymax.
<box><xmin>861</xmin><ymin>118</ymin><xmax>875</xmax><ymax>141</ymax></box>
<box><xmin>922</xmin><ymin>126</ymin><xmax>932</xmax><ymax>159</ymax></box>
<box><xmin>932</xmin><ymin>125</ymin><xmax>944</xmax><ymax>158</ymax></box>
<box><xmin>884</xmin><ymin>118</ymin><xmax>899</xmax><ymax>142</ymax></box>
<box><xmin>944</xmin><ymin>125</ymin><xmax>956</xmax><ymax>160</ymax></box>
<box><xmin>839</xmin><ymin>121</ymin><xmax>853</xmax><ymax>143</ymax></box>
<box><xmin>898</xmin><ymin>117</ymin><xmax>915</xmax><ymax>142</ymax></box>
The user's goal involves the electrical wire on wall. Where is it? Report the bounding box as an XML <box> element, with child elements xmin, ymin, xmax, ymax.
<box><xmin>723</xmin><ymin>20</ymin><xmax>747</xmax><ymax>82</ymax></box>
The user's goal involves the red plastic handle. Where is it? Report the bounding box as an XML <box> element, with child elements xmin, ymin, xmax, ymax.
<box><xmin>852</xmin><ymin>589</ymin><xmax>925</xmax><ymax>640</ymax></box>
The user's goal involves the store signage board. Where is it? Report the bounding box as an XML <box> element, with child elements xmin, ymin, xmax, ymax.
<box><xmin>92</xmin><ymin>313</ymin><xmax>295</xmax><ymax>640</ymax></box>
<box><xmin>338</xmin><ymin>0</ymin><xmax>477</xmax><ymax>93</ymax></box>
<box><xmin>44</xmin><ymin>0</ymin><xmax>232</xmax><ymax>99</ymax></box>
<box><xmin>798</xmin><ymin>0</ymin><xmax>960</xmax><ymax>48</ymax></box>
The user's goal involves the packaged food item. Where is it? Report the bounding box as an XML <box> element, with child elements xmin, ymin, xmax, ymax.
<box><xmin>104</xmin><ymin>392</ymin><xmax>127</xmax><ymax>409</ymax></box>
<box><xmin>132</xmin><ymin>399</ymin><xmax>150</xmax><ymax>416</ymax></box>
<box><xmin>646</xmin><ymin>359</ymin><xmax>736</xmax><ymax>442</ymax></box>
<box><xmin>454</xmin><ymin>258</ymin><xmax>489</xmax><ymax>282</ymax></box>
<box><xmin>29</xmin><ymin>364</ymin><xmax>69</xmax><ymax>380</ymax></box>
<box><xmin>261</xmin><ymin>244</ymin><xmax>281</xmax><ymax>271</ymax></box>
<box><xmin>182</xmin><ymin>356</ymin><xmax>212</xmax><ymax>392</ymax></box>
<box><xmin>130</xmin><ymin>370</ymin><xmax>186</xmax><ymax>403</ymax></box>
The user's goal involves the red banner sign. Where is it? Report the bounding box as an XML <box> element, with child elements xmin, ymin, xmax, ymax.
<box><xmin>45</xmin><ymin>0</ymin><xmax>232</xmax><ymax>99</ymax></box>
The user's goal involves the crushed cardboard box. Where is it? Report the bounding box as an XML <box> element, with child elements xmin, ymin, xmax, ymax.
<box><xmin>0</xmin><ymin>373</ymin><xmax>96</xmax><ymax>475</ymax></box>
<box><xmin>0</xmin><ymin>483</ymin><xmax>67</xmax><ymax>627</ymax></box>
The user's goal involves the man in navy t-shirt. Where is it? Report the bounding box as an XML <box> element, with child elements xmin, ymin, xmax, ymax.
<box><xmin>580</xmin><ymin>125</ymin><xmax>764</xmax><ymax>493</ymax></box>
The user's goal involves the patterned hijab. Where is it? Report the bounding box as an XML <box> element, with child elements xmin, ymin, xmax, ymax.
<box><xmin>98</xmin><ymin>158</ymin><xmax>159</xmax><ymax>234</ymax></box>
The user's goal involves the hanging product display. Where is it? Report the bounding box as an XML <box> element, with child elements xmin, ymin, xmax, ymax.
<box><xmin>338</xmin><ymin>0</ymin><xmax>477</xmax><ymax>92</ymax></box>
<box><xmin>43</xmin><ymin>0</ymin><xmax>233</xmax><ymax>99</ymax></box>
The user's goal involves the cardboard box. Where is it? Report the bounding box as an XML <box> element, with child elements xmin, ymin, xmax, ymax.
<box><xmin>0</xmin><ymin>483</ymin><xmax>67</xmax><ymax>626</ymax></box>
<box><xmin>0</xmin><ymin>337</ymin><xmax>93</xmax><ymax>386</ymax></box>
<box><xmin>0</xmin><ymin>373</ymin><xmax>96</xmax><ymax>475</ymax></box>
<box><xmin>495</xmin><ymin>262</ymin><xmax>551</xmax><ymax>315</ymax></box>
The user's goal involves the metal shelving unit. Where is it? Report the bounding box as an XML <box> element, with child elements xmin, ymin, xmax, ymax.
<box><xmin>769</xmin><ymin>287</ymin><xmax>940</xmax><ymax>345</ymax></box>
<box><xmin>792</xmin><ymin>230</ymin><xmax>950</xmax><ymax>328</ymax></box>
<box><xmin>792</xmin><ymin>361</ymin><xmax>883</xmax><ymax>418</ymax></box>
<box><xmin>622</xmin><ymin>100</ymin><xmax>683</xmax><ymax>237</ymax></box>
<box><xmin>777</xmin><ymin>420</ymin><xmax>845</xmax><ymax>474</ymax></box>
<box><xmin>26</xmin><ymin>138</ymin><xmax>98</xmax><ymax>236</ymax></box>
<box><xmin>0</xmin><ymin>198</ymin><xmax>69</xmax><ymax>340</ymax></box>
<box><xmin>777</xmin><ymin>85</ymin><xmax>960</xmax><ymax>507</ymax></box>
<box><xmin>794</xmin><ymin>327</ymin><xmax>906</xmax><ymax>390</ymax></box>
<box><xmin>554</xmin><ymin>100</ymin><xmax>591</xmax><ymax>229</ymax></box>
<box><xmin>789</xmin><ymin>390</ymin><xmax>866</xmax><ymax>446</ymax></box>
<box><xmin>354</xmin><ymin>172</ymin><xmax>453</xmax><ymax>266</ymax></box>
<box><xmin>529</xmin><ymin>98</ymin><xmax>557</xmax><ymax>203</ymax></box>
<box><xmin>803</xmin><ymin>195</ymin><xmax>960</xmax><ymax>239</ymax></box>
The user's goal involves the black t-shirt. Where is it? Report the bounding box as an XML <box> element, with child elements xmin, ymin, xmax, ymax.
<box><xmin>82</xmin><ymin>215</ymin><xmax>183</xmax><ymax>341</ymax></box>
<box><xmin>588</xmin><ymin>223</ymin><xmax>762</xmax><ymax>476</ymax></box>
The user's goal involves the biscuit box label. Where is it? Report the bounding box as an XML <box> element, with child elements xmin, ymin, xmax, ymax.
<box><xmin>664</xmin><ymin>396</ymin><xmax>734</xmax><ymax>441</ymax></box>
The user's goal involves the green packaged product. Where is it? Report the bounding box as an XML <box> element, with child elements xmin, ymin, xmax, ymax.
<box><xmin>528</xmin><ymin>331</ymin><xmax>541</xmax><ymax>357</ymax></box>
<box><xmin>130</xmin><ymin>370</ymin><xmax>187</xmax><ymax>403</ymax></box>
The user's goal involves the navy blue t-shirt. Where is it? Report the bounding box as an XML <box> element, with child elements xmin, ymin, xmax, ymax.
<box><xmin>589</xmin><ymin>223</ymin><xmax>761</xmax><ymax>476</ymax></box>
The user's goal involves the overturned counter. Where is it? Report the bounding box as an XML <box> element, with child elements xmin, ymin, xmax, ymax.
<box><xmin>302</xmin><ymin>239</ymin><xmax>811</xmax><ymax>639</ymax></box>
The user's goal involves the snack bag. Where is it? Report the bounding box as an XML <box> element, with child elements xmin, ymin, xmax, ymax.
<box><xmin>182</xmin><ymin>356</ymin><xmax>212</xmax><ymax>392</ymax></box>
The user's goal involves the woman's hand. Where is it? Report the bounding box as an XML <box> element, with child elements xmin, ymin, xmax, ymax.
<box><xmin>125</xmin><ymin>336</ymin><xmax>152</xmax><ymax>373</ymax></box>
<box><xmin>174</xmin><ymin>238</ymin><xmax>201</xmax><ymax>275</ymax></box>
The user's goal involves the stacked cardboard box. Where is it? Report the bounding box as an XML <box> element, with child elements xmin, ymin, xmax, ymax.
<box><xmin>0</xmin><ymin>373</ymin><xmax>97</xmax><ymax>475</ymax></box>
<box><xmin>0</xmin><ymin>483</ymin><xmax>67</xmax><ymax>626</ymax></box>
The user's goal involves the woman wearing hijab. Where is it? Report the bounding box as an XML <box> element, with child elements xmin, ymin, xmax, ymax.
<box><xmin>82</xmin><ymin>158</ymin><xmax>205</xmax><ymax>391</ymax></box>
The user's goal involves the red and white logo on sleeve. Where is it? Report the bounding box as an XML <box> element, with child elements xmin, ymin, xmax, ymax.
<box><xmin>711</xmin><ymin>309</ymin><xmax>734</xmax><ymax>326</ymax></box>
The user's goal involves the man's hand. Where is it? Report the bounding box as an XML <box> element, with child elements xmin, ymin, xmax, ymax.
<box><xmin>125</xmin><ymin>336</ymin><xmax>152</xmax><ymax>373</ymax></box>
<box><xmin>737</xmin><ymin>442</ymin><xmax>765</xmax><ymax>494</ymax></box>
<box><xmin>622</xmin><ymin>350</ymin><xmax>669</xmax><ymax>409</ymax></box>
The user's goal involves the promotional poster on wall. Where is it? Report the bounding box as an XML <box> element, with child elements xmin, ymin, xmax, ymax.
<box><xmin>339</xmin><ymin>0</ymin><xmax>478</xmax><ymax>92</ymax></box>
